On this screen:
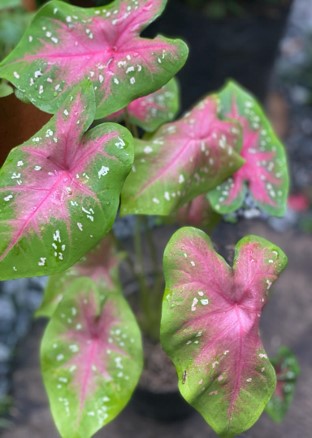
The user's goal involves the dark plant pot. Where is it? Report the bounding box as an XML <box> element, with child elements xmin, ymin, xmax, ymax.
<box><xmin>0</xmin><ymin>93</ymin><xmax>51</xmax><ymax>166</ymax></box>
<box><xmin>144</xmin><ymin>0</ymin><xmax>293</xmax><ymax>109</ymax></box>
<box><xmin>131</xmin><ymin>387</ymin><xmax>194</xmax><ymax>422</ymax></box>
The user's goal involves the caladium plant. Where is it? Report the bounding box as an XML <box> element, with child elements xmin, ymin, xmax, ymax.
<box><xmin>120</xmin><ymin>95</ymin><xmax>244</xmax><ymax>216</ymax></box>
<box><xmin>0</xmin><ymin>81</ymin><xmax>133</xmax><ymax>280</ymax></box>
<box><xmin>0</xmin><ymin>0</ymin><xmax>296</xmax><ymax>437</ymax></box>
<box><xmin>265</xmin><ymin>347</ymin><xmax>300</xmax><ymax>422</ymax></box>
<box><xmin>107</xmin><ymin>77</ymin><xmax>180</xmax><ymax>132</ymax></box>
<box><xmin>161</xmin><ymin>228</ymin><xmax>287</xmax><ymax>437</ymax></box>
<box><xmin>208</xmin><ymin>81</ymin><xmax>289</xmax><ymax>217</ymax></box>
<box><xmin>0</xmin><ymin>0</ymin><xmax>188</xmax><ymax>117</ymax></box>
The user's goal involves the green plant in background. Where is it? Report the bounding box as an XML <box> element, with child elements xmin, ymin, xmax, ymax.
<box><xmin>0</xmin><ymin>0</ymin><xmax>33</xmax><ymax>96</ymax></box>
<box><xmin>0</xmin><ymin>0</ymin><xmax>298</xmax><ymax>436</ymax></box>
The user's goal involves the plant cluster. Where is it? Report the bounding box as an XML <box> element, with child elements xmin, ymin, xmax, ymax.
<box><xmin>0</xmin><ymin>0</ymin><xmax>298</xmax><ymax>437</ymax></box>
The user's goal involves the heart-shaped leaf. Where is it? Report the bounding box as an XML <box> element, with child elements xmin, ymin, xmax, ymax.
<box><xmin>107</xmin><ymin>78</ymin><xmax>179</xmax><ymax>132</ymax></box>
<box><xmin>208</xmin><ymin>81</ymin><xmax>289</xmax><ymax>217</ymax></box>
<box><xmin>0</xmin><ymin>82</ymin><xmax>133</xmax><ymax>280</ymax></box>
<box><xmin>120</xmin><ymin>95</ymin><xmax>244</xmax><ymax>216</ymax></box>
<box><xmin>266</xmin><ymin>347</ymin><xmax>300</xmax><ymax>422</ymax></box>
<box><xmin>41</xmin><ymin>277</ymin><xmax>143</xmax><ymax>438</ymax></box>
<box><xmin>161</xmin><ymin>227</ymin><xmax>287</xmax><ymax>437</ymax></box>
<box><xmin>36</xmin><ymin>234</ymin><xmax>122</xmax><ymax>318</ymax></box>
<box><xmin>0</xmin><ymin>0</ymin><xmax>188</xmax><ymax>118</ymax></box>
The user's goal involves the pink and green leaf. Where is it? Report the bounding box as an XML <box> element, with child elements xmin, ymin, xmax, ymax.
<box><xmin>161</xmin><ymin>227</ymin><xmax>287</xmax><ymax>437</ymax></box>
<box><xmin>41</xmin><ymin>277</ymin><xmax>143</xmax><ymax>438</ymax></box>
<box><xmin>107</xmin><ymin>78</ymin><xmax>180</xmax><ymax>132</ymax></box>
<box><xmin>0</xmin><ymin>0</ymin><xmax>188</xmax><ymax>118</ymax></box>
<box><xmin>174</xmin><ymin>195</ymin><xmax>220</xmax><ymax>230</ymax></box>
<box><xmin>266</xmin><ymin>347</ymin><xmax>300</xmax><ymax>422</ymax></box>
<box><xmin>120</xmin><ymin>95</ymin><xmax>244</xmax><ymax>216</ymax></box>
<box><xmin>208</xmin><ymin>81</ymin><xmax>289</xmax><ymax>217</ymax></box>
<box><xmin>0</xmin><ymin>82</ymin><xmax>133</xmax><ymax>280</ymax></box>
<box><xmin>36</xmin><ymin>234</ymin><xmax>122</xmax><ymax>318</ymax></box>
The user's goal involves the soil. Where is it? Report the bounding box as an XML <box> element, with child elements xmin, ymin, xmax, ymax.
<box><xmin>139</xmin><ymin>337</ymin><xmax>178</xmax><ymax>393</ymax></box>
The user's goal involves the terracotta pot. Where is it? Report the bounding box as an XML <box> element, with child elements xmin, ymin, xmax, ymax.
<box><xmin>22</xmin><ymin>0</ymin><xmax>37</xmax><ymax>12</ymax></box>
<box><xmin>0</xmin><ymin>94</ymin><xmax>51</xmax><ymax>166</ymax></box>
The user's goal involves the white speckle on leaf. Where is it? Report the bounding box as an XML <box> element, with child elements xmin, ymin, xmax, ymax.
<box><xmin>259</xmin><ymin>353</ymin><xmax>268</xmax><ymax>359</ymax></box>
<box><xmin>164</xmin><ymin>191</ymin><xmax>170</xmax><ymax>201</ymax></box>
<box><xmin>191</xmin><ymin>297</ymin><xmax>198</xmax><ymax>312</ymax></box>
<box><xmin>57</xmin><ymin>354</ymin><xmax>64</xmax><ymax>362</ymax></box>
<box><xmin>98</xmin><ymin>166</ymin><xmax>109</xmax><ymax>178</ymax></box>
<box><xmin>13</xmin><ymin>72</ymin><xmax>20</xmax><ymax>79</ymax></box>
<box><xmin>38</xmin><ymin>257</ymin><xmax>46</xmax><ymax>267</ymax></box>
<box><xmin>115</xmin><ymin>137</ymin><xmax>125</xmax><ymax>149</ymax></box>
<box><xmin>144</xmin><ymin>146</ymin><xmax>153</xmax><ymax>154</ymax></box>
<box><xmin>53</xmin><ymin>230</ymin><xmax>61</xmax><ymax>242</ymax></box>
<box><xmin>69</xmin><ymin>344</ymin><xmax>79</xmax><ymax>353</ymax></box>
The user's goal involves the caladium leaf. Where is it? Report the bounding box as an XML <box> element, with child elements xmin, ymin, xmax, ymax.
<box><xmin>266</xmin><ymin>347</ymin><xmax>300</xmax><ymax>422</ymax></box>
<box><xmin>0</xmin><ymin>83</ymin><xmax>133</xmax><ymax>280</ymax></box>
<box><xmin>120</xmin><ymin>96</ymin><xmax>244</xmax><ymax>216</ymax></box>
<box><xmin>0</xmin><ymin>80</ymin><xmax>13</xmax><ymax>97</ymax></box>
<box><xmin>208</xmin><ymin>81</ymin><xmax>289</xmax><ymax>217</ymax></box>
<box><xmin>174</xmin><ymin>195</ymin><xmax>220</xmax><ymax>230</ymax></box>
<box><xmin>41</xmin><ymin>277</ymin><xmax>143</xmax><ymax>438</ymax></box>
<box><xmin>36</xmin><ymin>234</ymin><xmax>122</xmax><ymax>318</ymax></box>
<box><xmin>107</xmin><ymin>78</ymin><xmax>179</xmax><ymax>132</ymax></box>
<box><xmin>161</xmin><ymin>227</ymin><xmax>287</xmax><ymax>437</ymax></box>
<box><xmin>0</xmin><ymin>0</ymin><xmax>188</xmax><ymax>118</ymax></box>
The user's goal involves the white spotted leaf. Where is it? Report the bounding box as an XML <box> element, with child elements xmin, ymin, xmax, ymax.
<box><xmin>0</xmin><ymin>0</ymin><xmax>188</xmax><ymax>118</ymax></box>
<box><xmin>208</xmin><ymin>81</ymin><xmax>289</xmax><ymax>216</ymax></box>
<box><xmin>120</xmin><ymin>95</ymin><xmax>244</xmax><ymax>216</ymax></box>
<box><xmin>107</xmin><ymin>78</ymin><xmax>180</xmax><ymax>132</ymax></box>
<box><xmin>161</xmin><ymin>227</ymin><xmax>288</xmax><ymax>437</ymax></box>
<box><xmin>0</xmin><ymin>82</ymin><xmax>133</xmax><ymax>280</ymax></box>
<box><xmin>41</xmin><ymin>277</ymin><xmax>143</xmax><ymax>438</ymax></box>
<box><xmin>36</xmin><ymin>234</ymin><xmax>122</xmax><ymax>318</ymax></box>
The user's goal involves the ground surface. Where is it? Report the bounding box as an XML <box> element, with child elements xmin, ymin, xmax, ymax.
<box><xmin>1</xmin><ymin>221</ymin><xmax>312</xmax><ymax>438</ymax></box>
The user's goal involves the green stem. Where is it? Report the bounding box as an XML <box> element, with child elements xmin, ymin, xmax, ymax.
<box><xmin>124</xmin><ymin>110</ymin><xmax>139</xmax><ymax>139</ymax></box>
<box><xmin>122</xmin><ymin>112</ymin><xmax>162</xmax><ymax>340</ymax></box>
